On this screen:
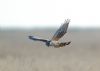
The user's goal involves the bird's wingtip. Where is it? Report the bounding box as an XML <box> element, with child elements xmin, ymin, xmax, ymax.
<box><xmin>28</xmin><ymin>36</ymin><xmax>33</xmax><ymax>39</ymax></box>
<box><xmin>65</xmin><ymin>19</ymin><xmax>71</xmax><ymax>23</ymax></box>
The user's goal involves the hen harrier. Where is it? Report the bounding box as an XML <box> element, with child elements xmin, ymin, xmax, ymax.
<box><xmin>29</xmin><ymin>19</ymin><xmax>71</xmax><ymax>48</ymax></box>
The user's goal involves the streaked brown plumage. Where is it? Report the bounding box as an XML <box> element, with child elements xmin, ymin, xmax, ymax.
<box><xmin>29</xmin><ymin>19</ymin><xmax>71</xmax><ymax>48</ymax></box>
<box><xmin>52</xmin><ymin>19</ymin><xmax>70</xmax><ymax>41</ymax></box>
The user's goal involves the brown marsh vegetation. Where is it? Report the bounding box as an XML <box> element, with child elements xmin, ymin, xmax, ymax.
<box><xmin>0</xmin><ymin>29</ymin><xmax>100</xmax><ymax>71</ymax></box>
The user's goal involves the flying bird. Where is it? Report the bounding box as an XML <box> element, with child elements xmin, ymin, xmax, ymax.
<box><xmin>28</xmin><ymin>19</ymin><xmax>71</xmax><ymax>48</ymax></box>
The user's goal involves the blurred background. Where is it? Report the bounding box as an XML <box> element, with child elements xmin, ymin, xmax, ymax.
<box><xmin>0</xmin><ymin>0</ymin><xmax>100</xmax><ymax>71</ymax></box>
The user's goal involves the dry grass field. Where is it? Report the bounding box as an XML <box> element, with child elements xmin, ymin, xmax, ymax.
<box><xmin>0</xmin><ymin>29</ymin><xmax>100</xmax><ymax>71</ymax></box>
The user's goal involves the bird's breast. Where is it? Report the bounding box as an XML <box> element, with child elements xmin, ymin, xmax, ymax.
<box><xmin>49</xmin><ymin>41</ymin><xmax>59</xmax><ymax>46</ymax></box>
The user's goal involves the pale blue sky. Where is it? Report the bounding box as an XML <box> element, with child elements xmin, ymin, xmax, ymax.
<box><xmin>0</xmin><ymin>0</ymin><xmax>100</xmax><ymax>28</ymax></box>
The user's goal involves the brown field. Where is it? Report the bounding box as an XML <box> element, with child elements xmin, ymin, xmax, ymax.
<box><xmin>0</xmin><ymin>29</ymin><xmax>100</xmax><ymax>71</ymax></box>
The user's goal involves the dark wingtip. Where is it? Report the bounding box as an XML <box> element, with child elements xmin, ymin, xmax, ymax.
<box><xmin>28</xmin><ymin>36</ymin><xmax>33</xmax><ymax>39</ymax></box>
<box><xmin>65</xmin><ymin>19</ymin><xmax>71</xmax><ymax>23</ymax></box>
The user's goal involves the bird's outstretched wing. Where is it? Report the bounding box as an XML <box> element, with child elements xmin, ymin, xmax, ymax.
<box><xmin>51</xmin><ymin>19</ymin><xmax>70</xmax><ymax>41</ymax></box>
<box><xmin>29</xmin><ymin>36</ymin><xmax>47</xmax><ymax>42</ymax></box>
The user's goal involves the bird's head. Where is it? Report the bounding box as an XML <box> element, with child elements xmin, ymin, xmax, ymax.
<box><xmin>46</xmin><ymin>40</ymin><xmax>51</xmax><ymax>47</ymax></box>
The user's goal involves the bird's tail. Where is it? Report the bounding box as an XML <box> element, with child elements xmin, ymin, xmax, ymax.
<box><xmin>58</xmin><ymin>41</ymin><xmax>71</xmax><ymax>47</ymax></box>
<box><xmin>66</xmin><ymin>41</ymin><xmax>71</xmax><ymax>45</ymax></box>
